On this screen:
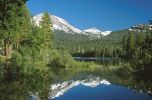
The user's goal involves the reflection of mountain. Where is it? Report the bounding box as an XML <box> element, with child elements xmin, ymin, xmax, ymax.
<box><xmin>49</xmin><ymin>78</ymin><xmax>111</xmax><ymax>99</ymax></box>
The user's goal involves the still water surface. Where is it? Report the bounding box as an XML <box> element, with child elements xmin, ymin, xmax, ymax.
<box><xmin>29</xmin><ymin>57</ymin><xmax>152</xmax><ymax>100</ymax></box>
<box><xmin>1</xmin><ymin>57</ymin><xmax>151</xmax><ymax>100</ymax></box>
<box><xmin>52</xmin><ymin>84</ymin><xmax>151</xmax><ymax>100</ymax></box>
<box><xmin>31</xmin><ymin>76</ymin><xmax>152</xmax><ymax>100</ymax></box>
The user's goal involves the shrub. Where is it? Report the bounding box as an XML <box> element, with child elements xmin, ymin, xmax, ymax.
<box><xmin>11</xmin><ymin>52</ymin><xmax>23</xmax><ymax>67</ymax></box>
<box><xmin>116</xmin><ymin>63</ymin><xmax>132</xmax><ymax>79</ymax></box>
<box><xmin>48</xmin><ymin>50</ymin><xmax>74</xmax><ymax>68</ymax></box>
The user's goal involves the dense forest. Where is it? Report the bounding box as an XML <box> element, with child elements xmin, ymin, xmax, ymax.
<box><xmin>54</xmin><ymin>31</ymin><xmax>122</xmax><ymax>58</ymax></box>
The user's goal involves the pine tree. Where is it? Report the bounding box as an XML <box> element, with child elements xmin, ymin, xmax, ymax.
<box><xmin>0</xmin><ymin>0</ymin><xmax>28</xmax><ymax>57</ymax></box>
<box><xmin>15</xmin><ymin>4</ymin><xmax>31</xmax><ymax>49</ymax></box>
<box><xmin>40</xmin><ymin>11</ymin><xmax>53</xmax><ymax>48</ymax></box>
<box><xmin>126</xmin><ymin>32</ymin><xmax>135</xmax><ymax>60</ymax></box>
<box><xmin>40</xmin><ymin>11</ymin><xmax>53</xmax><ymax>63</ymax></box>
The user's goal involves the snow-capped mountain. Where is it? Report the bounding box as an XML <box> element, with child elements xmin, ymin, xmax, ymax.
<box><xmin>83</xmin><ymin>28</ymin><xmax>111</xmax><ymax>36</ymax></box>
<box><xmin>33</xmin><ymin>13</ymin><xmax>111</xmax><ymax>38</ymax></box>
<box><xmin>33</xmin><ymin>13</ymin><xmax>82</xmax><ymax>33</ymax></box>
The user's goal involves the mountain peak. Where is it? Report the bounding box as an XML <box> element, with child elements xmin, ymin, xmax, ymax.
<box><xmin>33</xmin><ymin>13</ymin><xmax>111</xmax><ymax>39</ymax></box>
<box><xmin>33</xmin><ymin>13</ymin><xmax>82</xmax><ymax>33</ymax></box>
<box><xmin>83</xmin><ymin>28</ymin><xmax>101</xmax><ymax>34</ymax></box>
<box><xmin>83</xmin><ymin>28</ymin><xmax>111</xmax><ymax>36</ymax></box>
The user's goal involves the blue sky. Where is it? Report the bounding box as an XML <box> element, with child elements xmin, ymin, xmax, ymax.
<box><xmin>26</xmin><ymin>0</ymin><xmax>152</xmax><ymax>31</ymax></box>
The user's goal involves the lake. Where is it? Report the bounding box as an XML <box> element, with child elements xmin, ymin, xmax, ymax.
<box><xmin>73</xmin><ymin>57</ymin><xmax>119</xmax><ymax>66</ymax></box>
<box><xmin>1</xmin><ymin>58</ymin><xmax>152</xmax><ymax>100</ymax></box>
<box><xmin>30</xmin><ymin>73</ymin><xmax>152</xmax><ymax>100</ymax></box>
<box><xmin>48</xmin><ymin>78</ymin><xmax>151</xmax><ymax>100</ymax></box>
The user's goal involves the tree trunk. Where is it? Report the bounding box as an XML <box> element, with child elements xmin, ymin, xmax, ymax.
<box><xmin>4</xmin><ymin>40</ymin><xmax>12</xmax><ymax>58</ymax></box>
<box><xmin>8</xmin><ymin>43</ymin><xmax>12</xmax><ymax>57</ymax></box>
<box><xmin>4</xmin><ymin>40</ymin><xmax>9</xmax><ymax>57</ymax></box>
<box><xmin>16</xmin><ymin>40</ymin><xmax>19</xmax><ymax>49</ymax></box>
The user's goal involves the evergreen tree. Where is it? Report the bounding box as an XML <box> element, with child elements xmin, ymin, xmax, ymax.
<box><xmin>15</xmin><ymin>4</ymin><xmax>31</xmax><ymax>49</ymax></box>
<box><xmin>40</xmin><ymin>11</ymin><xmax>53</xmax><ymax>48</ymax></box>
<box><xmin>126</xmin><ymin>32</ymin><xmax>135</xmax><ymax>60</ymax></box>
<box><xmin>40</xmin><ymin>12</ymin><xmax>53</xmax><ymax>63</ymax></box>
<box><xmin>0</xmin><ymin>0</ymin><xmax>28</xmax><ymax>57</ymax></box>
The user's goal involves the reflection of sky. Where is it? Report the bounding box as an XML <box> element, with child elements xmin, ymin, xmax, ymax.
<box><xmin>49</xmin><ymin>78</ymin><xmax>111</xmax><ymax>99</ymax></box>
<box><xmin>30</xmin><ymin>77</ymin><xmax>152</xmax><ymax>100</ymax></box>
<box><xmin>52</xmin><ymin>83</ymin><xmax>152</xmax><ymax>100</ymax></box>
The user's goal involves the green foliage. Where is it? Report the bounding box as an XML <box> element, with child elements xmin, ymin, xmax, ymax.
<box><xmin>11</xmin><ymin>52</ymin><xmax>23</xmax><ymax>67</ymax></box>
<box><xmin>116</xmin><ymin>63</ymin><xmax>132</xmax><ymax>79</ymax></box>
<box><xmin>49</xmin><ymin>50</ymin><xmax>74</xmax><ymax>68</ymax></box>
<box><xmin>0</xmin><ymin>62</ymin><xmax>4</xmax><ymax>81</ymax></box>
<box><xmin>126</xmin><ymin>32</ymin><xmax>136</xmax><ymax>60</ymax></box>
<box><xmin>121</xmin><ymin>22</ymin><xmax>152</xmax><ymax>80</ymax></box>
<box><xmin>133</xmin><ymin>36</ymin><xmax>152</xmax><ymax>78</ymax></box>
<box><xmin>0</xmin><ymin>0</ymin><xmax>30</xmax><ymax>57</ymax></box>
<box><xmin>54</xmin><ymin>30</ymin><xmax>122</xmax><ymax>58</ymax></box>
<box><xmin>40</xmin><ymin>11</ymin><xmax>53</xmax><ymax>47</ymax></box>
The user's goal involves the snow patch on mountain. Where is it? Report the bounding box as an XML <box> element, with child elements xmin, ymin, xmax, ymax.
<box><xmin>102</xmin><ymin>31</ymin><xmax>112</xmax><ymax>36</ymax></box>
<box><xmin>83</xmin><ymin>28</ymin><xmax>101</xmax><ymax>34</ymax></box>
<box><xmin>83</xmin><ymin>28</ymin><xmax>111</xmax><ymax>36</ymax></box>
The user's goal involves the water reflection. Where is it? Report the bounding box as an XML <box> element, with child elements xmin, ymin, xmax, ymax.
<box><xmin>73</xmin><ymin>57</ymin><xmax>119</xmax><ymax>66</ymax></box>
<box><xmin>49</xmin><ymin>78</ymin><xmax>110</xmax><ymax>99</ymax></box>
<box><xmin>45</xmin><ymin>77</ymin><xmax>152</xmax><ymax>100</ymax></box>
<box><xmin>1</xmin><ymin>60</ymin><xmax>152</xmax><ymax>100</ymax></box>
